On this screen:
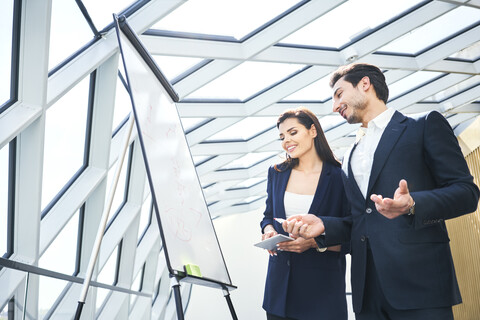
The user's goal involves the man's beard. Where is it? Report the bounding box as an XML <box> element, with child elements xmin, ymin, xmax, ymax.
<box><xmin>346</xmin><ymin>95</ymin><xmax>367</xmax><ymax>124</ymax></box>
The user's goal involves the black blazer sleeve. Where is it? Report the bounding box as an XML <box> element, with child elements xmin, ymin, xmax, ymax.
<box><xmin>410</xmin><ymin>111</ymin><xmax>479</xmax><ymax>229</ymax></box>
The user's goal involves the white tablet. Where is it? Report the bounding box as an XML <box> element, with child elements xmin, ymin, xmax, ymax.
<box><xmin>254</xmin><ymin>234</ymin><xmax>294</xmax><ymax>251</ymax></box>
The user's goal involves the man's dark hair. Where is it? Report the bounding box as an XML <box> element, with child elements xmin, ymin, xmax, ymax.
<box><xmin>329</xmin><ymin>63</ymin><xmax>389</xmax><ymax>104</ymax></box>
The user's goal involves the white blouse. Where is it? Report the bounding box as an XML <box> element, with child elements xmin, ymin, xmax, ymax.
<box><xmin>284</xmin><ymin>191</ymin><xmax>314</xmax><ymax>218</ymax></box>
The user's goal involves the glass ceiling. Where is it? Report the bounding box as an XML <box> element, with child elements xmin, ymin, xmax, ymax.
<box><xmin>219</xmin><ymin>152</ymin><xmax>278</xmax><ymax>170</ymax></box>
<box><xmin>152</xmin><ymin>55</ymin><xmax>204</xmax><ymax>83</ymax></box>
<box><xmin>378</xmin><ymin>6</ymin><xmax>480</xmax><ymax>55</ymax></box>
<box><xmin>449</xmin><ymin>40</ymin><xmax>480</xmax><ymax>61</ymax></box>
<box><xmin>283</xmin><ymin>74</ymin><xmax>332</xmax><ymax>101</ymax></box>
<box><xmin>49</xmin><ymin>0</ymin><xmax>94</xmax><ymax>70</ymax></box>
<box><xmin>423</xmin><ymin>76</ymin><xmax>480</xmax><ymax>103</ymax></box>
<box><xmin>0</xmin><ymin>0</ymin><xmax>15</xmax><ymax>107</ymax></box>
<box><xmin>185</xmin><ymin>61</ymin><xmax>306</xmax><ymax>101</ymax></box>
<box><xmin>128</xmin><ymin>0</ymin><xmax>480</xmax><ymax>216</ymax></box>
<box><xmin>81</xmin><ymin>0</ymin><xmax>138</xmax><ymax>31</ymax></box>
<box><xmin>206</xmin><ymin>116</ymin><xmax>277</xmax><ymax>141</ymax></box>
<box><xmin>152</xmin><ymin>0</ymin><xmax>299</xmax><ymax>40</ymax></box>
<box><xmin>3</xmin><ymin>0</ymin><xmax>478</xmax><ymax>220</ymax></box>
<box><xmin>388</xmin><ymin>71</ymin><xmax>444</xmax><ymax>101</ymax></box>
<box><xmin>280</xmin><ymin>0</ymin><xmax>423</xmax><ymax>49</ymax></box>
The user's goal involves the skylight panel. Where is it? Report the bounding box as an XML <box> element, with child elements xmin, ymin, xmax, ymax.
<box><xmin>219</xmin><ymin>152</ymin><xmax>278</xmax><ymax>170</ymax></box>
<box><xmin>229</xmin><ymin>177</ymin><xmax>267</xmax><ymax>189</ymax></box>
<box><xmin>280</xmin><ymin>0</ymin><xmax>422</xmax><ymax>48</ymax></box>
<box><xmin>205</xmin><ymin>116</ymin><xmax>277</xmax><ymax>141</ymax></box>
<box><xmin>283</xmin><ymin>75</ymin><xmax>331</xmax><ymax>101</ymax></box>
<box><xmin>0</xmin><ymin>0</ymin><xmax>14</xmax><ymax>107</ymax></box>
<box><xmin>180</xmin><ymin>117</ymin><xmax>210</xmax><ymax>132</ymax></box>
<box><xmin>320</xmin><ymin>115</ymin><xmax>345</xmax><ymax>131</ymax></box>
<box><xmin>152</xmin><ymin>55</ymin><xmax>204</xmax><ymax>82</ymax></box>
<box><xmin>234</xmin><ymin>195</ymin><xmax>264</xmax><ymax>205</ymax></box>
<box><xmin>192</xmin><ymin>155</ymin><xmax>212</xmax><ymax>166</ymax></box>
<box><xmin>388</xmin><ymin>71</ymin><xmax>444</xmax><ymax>101</ymax></box>
<box><xmin>378</xmin><ymin>6</ymin><xmax>480</xmax><ymax>55</ymax></box>
<box><xmin>422</xmin><ymin>76</ymin><xmax>480</xmax><ymax>103</ymax></box>
<box><xmin>42</xmin><ymin>76</ymin><xmax>90</xmax><ymax>211</ymax></box>
<box><xmin>151</xmin><ymin>0</ymin><xmax>298</xmax><ymax>40</ymax></box>
<box><xmin>48</xmin><ymin>0</ymin><xmax>94</xmax><ymax>70</ymax></box>
<box><xmin>186</xmin><ymin>61</ymin><xmax>305</xmax><ymax>101</ymax></box>
<box><xmin>39</xmin><ymin>211</ymin><xmax>80</xmax><ymax>313</ymax></box>
<box><xmin>81</xmin><ymin>0</ymin><xmax>136</xmax><ymax>31</ymax></box>
<box><xmin>449</xmin><ymin>40</ymin><xmax>480</xmax><ymax>62</ymax></box>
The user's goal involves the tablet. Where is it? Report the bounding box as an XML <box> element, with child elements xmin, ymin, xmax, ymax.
<box><xmin>254</xmin><ymin>234</ymin><xmax>294</xmax><ymax>251</ymax></box>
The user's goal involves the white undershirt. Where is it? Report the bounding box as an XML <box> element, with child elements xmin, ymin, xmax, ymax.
<box><xmin>345</xmin><ymin>108</ymin><xmax>395</xmax><ymax>198</ymax></box>
<box><xmin>284</xmin><ymin>191</ymin><xmax>314</xmax><ymax>218</ymax></box>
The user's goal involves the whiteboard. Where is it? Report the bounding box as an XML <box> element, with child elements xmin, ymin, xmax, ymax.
<box><xmin>115</xmin><ymin>16</ymin><xmax>232</xmax><ymax>287</ymax></box>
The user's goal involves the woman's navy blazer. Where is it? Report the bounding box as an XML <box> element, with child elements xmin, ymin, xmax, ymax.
<box><xmin>260</xmin><ymin>161</ymin><xmax>349</xmax><ymax>320</ymax></box>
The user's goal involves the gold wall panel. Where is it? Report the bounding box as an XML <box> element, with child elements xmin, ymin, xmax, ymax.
<box><xmin>447</xmin><ymin>146</ymin><xmax>480</xmax><ymax>320</ymax></box>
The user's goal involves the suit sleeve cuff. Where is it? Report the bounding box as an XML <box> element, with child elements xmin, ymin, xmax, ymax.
<box><xmin>315</xmin><ymin>234</ymin><xmax>327</xmax><ymax>248</ymax></box>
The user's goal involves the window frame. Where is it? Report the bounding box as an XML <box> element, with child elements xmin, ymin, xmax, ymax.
<box><xmin>41</xmin><ymin>71</ymin><xmax>96</xmax><ymax>218</ymax></box>
<box><xmin>0</xmin><ymin>0</ymin><xmax>22</xmax><ymax>114</ymax></box>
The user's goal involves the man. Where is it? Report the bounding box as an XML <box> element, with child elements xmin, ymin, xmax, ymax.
<box><xmin>282</xmin><ymin>63</ymin><xmax>479</xmax><ymax>319</ymax></box>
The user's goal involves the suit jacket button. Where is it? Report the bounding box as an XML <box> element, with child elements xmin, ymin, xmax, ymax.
<box><xmin>366</xmin><ymin>208</ymin><xmax>372</xmax><ymax>214</ymax></box>
<box><xmin>361</xmin><ymin>236</ymin><xmax>366</xmax><ymax>242</ymax></box>
<box><xmin>287</xmin><ymin>260</ymin><xmax>290</xmax><ymax>266</ymax></box>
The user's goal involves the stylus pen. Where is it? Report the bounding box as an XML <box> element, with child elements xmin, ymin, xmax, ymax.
<box><xmin>274</xmin><ymin>218</ymin><xmax>286</xmax><ymax>224</ymax></box>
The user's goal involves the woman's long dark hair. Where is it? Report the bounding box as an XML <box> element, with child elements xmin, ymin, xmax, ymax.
<box><xmin>275</xmin><ymin>107</ymin><xmax>340</xmax><ymax>171</ymax></box>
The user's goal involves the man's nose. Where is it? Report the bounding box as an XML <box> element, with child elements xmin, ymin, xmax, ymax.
<box><xmin>332</xmin><ymin>100</ymin><xmax>339</xmax><ymax>113</ymax></box>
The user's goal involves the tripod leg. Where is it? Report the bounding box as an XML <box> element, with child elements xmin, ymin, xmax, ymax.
<box><xmin>171</xmin><ymin>277</ymin><xmax>185</xmax><ymax>320</ymax></box>
<box><xmin>223</xmin><ymin>289</ymin><xmax>238</xmax><ymax>320</ymax></box>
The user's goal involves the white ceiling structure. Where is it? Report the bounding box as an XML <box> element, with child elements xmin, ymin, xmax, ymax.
<box><xmin>138</xmin><ymin>0</ymin><xmax>480</xmax><ymax>216</ymax></box>
<box><xmin>33</xmin><ymin>0</ymin><xmax>480</xmax><ymax>217</ymax></box>
<box><xmin>1</xmin><ymin>0</ymin><xmax>480</xmax><ymax>318</ymax></box>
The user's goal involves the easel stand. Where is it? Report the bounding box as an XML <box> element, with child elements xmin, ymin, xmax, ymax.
<box><xmin>170</xmin><ymin>274</ymin><xmax>238</xmax><ymax>320</ymax></box>
<box><xmin>171</xmin><ymin>276</ymin><xmax>185</xmax><ymax>320</ymax></box>
<box><xmin>223</xmin><ymin>288</ymin><xmax>238</xmax><ymax>320</ymax></box>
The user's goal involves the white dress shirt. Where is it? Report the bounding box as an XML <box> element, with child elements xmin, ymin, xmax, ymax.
<box><xmin>343</xmin><ymin>108</ymin><xmax>395</xmax><ymax>198</ymax></box>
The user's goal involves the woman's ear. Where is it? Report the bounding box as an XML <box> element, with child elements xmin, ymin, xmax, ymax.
<box><xmin>310</xmin><ymin>124</ymin><xmax>317</xmax><ymax>138</ymax></box>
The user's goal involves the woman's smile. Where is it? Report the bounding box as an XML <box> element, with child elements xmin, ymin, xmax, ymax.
<box><xmin>287</xmin><ymin>145</ymin><xmax>297</xmax><ymax>153</ymax></box>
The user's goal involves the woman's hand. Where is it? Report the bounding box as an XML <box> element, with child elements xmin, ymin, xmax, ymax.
<box><xmin>276</xmin><ymin>237</ymin><xmax>317</xmax><ymax>253</ymax></box>
<box><xmin>262</xmin><ymin>224</ymin><xmax>278</xmax><ymax>256</ymax></box>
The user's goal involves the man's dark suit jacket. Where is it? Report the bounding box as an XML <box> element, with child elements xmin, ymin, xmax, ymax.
<box><xmin>260</xmin><ymin>162</ymin><xmax>349</xmax><ymax>320</ymax></box>
<box><xmin>317</xmin><ymin>110</ymin><xmax>480</xmax><ymax>313</ymax></box>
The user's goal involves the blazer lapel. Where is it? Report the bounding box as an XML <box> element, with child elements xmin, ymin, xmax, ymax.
<box><xmin>366</xmin><ymin>111</ymin><xmax>407</xmax><ymax>196</ymax></box>
<box><xmin>277</xmin><ymin>167</ymin><xmax>292</xmax><ymax>219</ymax></box>
<box><xmin>309</xmin><ymin>162</ymin><xmax>332</xmax><ymax>213</ymax></box>
<box><xmin>347</xmin><ymin>142</ymin><xmax>365</xmax><ymax>200</ymax></box>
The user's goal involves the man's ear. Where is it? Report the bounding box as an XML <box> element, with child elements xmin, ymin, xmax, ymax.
<box><xmin>360</xmin><ymin>76</ymin><xmax>371</xmax><ymax>92</ymax></box>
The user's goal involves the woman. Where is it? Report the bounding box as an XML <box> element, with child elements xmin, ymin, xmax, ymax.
<box><xmin>260</xmin><ymin>107</ymin><xmax>349</xmax><ymax>320</ymax></box>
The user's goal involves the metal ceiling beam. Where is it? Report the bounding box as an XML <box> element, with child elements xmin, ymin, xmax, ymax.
<box><xmin>171</xmin><ymin>0</ymin><xmax>347</xmax><ymax>98</ymax></box>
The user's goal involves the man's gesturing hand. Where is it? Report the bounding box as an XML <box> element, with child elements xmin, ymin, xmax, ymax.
<box><xmin>370</xmin><ymin>179</ymin><xmax>414</xmax><ymax>219</ymax></box>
